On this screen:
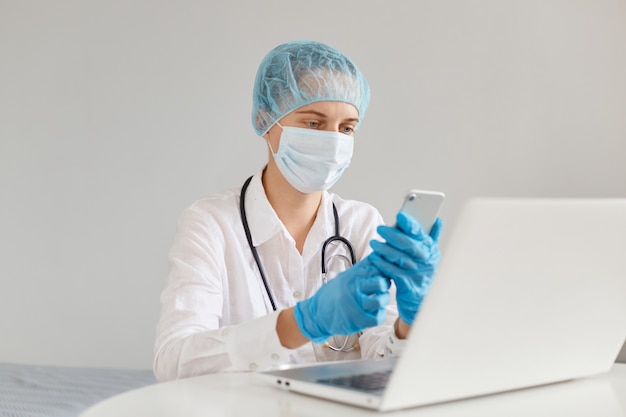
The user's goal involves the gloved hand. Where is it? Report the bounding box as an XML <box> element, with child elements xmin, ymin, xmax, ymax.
<box><xmin>369</xmin><ymin>212</ymin><xmax>443</xmax><ymax>325</ymax></box>
<box><xmin>294</xmin><ymin>259</ymin><xmax>391</xmax><ymax>343</ymax></box>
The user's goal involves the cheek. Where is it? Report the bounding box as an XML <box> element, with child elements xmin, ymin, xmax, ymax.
<box><xmin>263</xmin><ymin>132</ymin><xmax>280</xmax><ymax>153</ymax></box>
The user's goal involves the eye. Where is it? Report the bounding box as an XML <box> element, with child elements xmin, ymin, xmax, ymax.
<box><xmin>341</xmin><ymin>126</ymin><xmax>354</xmax><ymax>135</ymax></box>
<box><xmin>306</xmin><ymin>121</ymin><xmax>319</xmax><ymax>129</ymax></box>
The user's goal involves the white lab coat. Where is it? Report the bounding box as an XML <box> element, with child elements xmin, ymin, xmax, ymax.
<box><xmin>153</xmin><ymin>172</ymin><xmax>402</xmax><ymax>381</ymax></box>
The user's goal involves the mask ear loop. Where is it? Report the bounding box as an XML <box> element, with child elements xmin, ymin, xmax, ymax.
<box><xmin>265</xmin><ymin>138</ymin><xmax>277</xmax><ymax>154</ymax></box>
<box><xmin>265</xmin><ymin>121</ymin><xmax>283</xmax><ymax>154</ymax></box>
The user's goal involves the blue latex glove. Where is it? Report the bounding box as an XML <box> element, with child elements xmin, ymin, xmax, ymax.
<box><xmin>294</xmin><ymin>259</ymin><xmax>391</xmax><ymax>343</ymax></box>
<box><xmin>369</xmin><ymin>212</ymin><xmax>443</xmax><ymax>325</ymax></box>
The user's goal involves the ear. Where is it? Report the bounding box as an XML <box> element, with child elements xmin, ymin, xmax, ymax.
<box><xmin>263</xmin><ymin>125</ymin><xmax>277</xmax><ymax>153</ymax></box>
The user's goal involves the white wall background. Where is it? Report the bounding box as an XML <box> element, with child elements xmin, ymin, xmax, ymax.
<box><xmin>1</xmin><ymin>0</ymin><xmax>625</xmax><ymax>369</ymax></box>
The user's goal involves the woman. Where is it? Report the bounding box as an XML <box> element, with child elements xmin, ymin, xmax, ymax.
<box><xmin>153</xmin><ymin>40</ymin><xmax>442</xmax><ymax>381</ymax></box>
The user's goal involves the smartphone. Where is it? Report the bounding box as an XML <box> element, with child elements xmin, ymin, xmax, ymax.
<box><xmin>399</xmin><ymin>189</ymin><xmax>445</xmax><ymax>234</ymax></box>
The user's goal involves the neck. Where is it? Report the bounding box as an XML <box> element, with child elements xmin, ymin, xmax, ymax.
<box><xmin>262</xmin><ymin>164</ymin><xmax>322</xmax><ymax>254</ymax></box>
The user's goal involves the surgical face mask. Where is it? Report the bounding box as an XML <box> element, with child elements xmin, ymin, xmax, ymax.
<box><xmin>268</xmin><ymin>124</ymin><xmax>354</xmax><ymax>193</ymax></box>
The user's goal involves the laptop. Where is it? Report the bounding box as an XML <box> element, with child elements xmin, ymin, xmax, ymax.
<box><xmin>257</xmin><ymin>198</ymin><xmax>626</xmax><ymax>412</ymax></box>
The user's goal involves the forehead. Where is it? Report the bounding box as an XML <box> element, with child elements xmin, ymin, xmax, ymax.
<box><xmin>289</xmin><ymin>101</ymin><xmax>359</xmax><ymax>119</ymax></box>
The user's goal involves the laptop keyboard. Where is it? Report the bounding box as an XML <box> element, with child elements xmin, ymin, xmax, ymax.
<box><xmin>316</xmin><ymin>369</ymin><xmax>392</xmax><ymax>392</ymax></box>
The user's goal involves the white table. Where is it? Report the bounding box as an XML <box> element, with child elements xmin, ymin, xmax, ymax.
<box><xmin>81</xmin><ymin>363</ymin><xmax>626</xmax><ymax>416</ymax></box>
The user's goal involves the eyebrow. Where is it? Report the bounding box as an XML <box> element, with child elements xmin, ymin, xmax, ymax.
<box><xmin>294</xmin><ymin>109</ymin><xmax>359</xmax><ymax>123</ymax></box>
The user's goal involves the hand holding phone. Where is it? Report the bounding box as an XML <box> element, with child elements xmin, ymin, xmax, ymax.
<box><xmin>369</xmin><ymin>189</ymin><xmax>445</xmax><ymax>325</ymax></box>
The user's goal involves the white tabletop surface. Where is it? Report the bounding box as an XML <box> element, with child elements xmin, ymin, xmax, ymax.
<box><xmin>81</xmin><ymin>363</ymin><xmax>626</xmax><ymax>417</ymax></box>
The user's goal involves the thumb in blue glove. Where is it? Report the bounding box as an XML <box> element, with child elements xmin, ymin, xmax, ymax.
<box><xmin>369</xmin><ymin>212</ymin><xmax>443</xmax><ymax>325</ymax></box>
<box><xmin>294</xmin><ymin>258</ymin><xmax>391</xmax><ymax>343</ymax></box>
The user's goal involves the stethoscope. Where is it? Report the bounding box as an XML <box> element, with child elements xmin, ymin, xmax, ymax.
<box><xmin>239</xmin><ymin>176</ymin><xmax>359</xmax><ymax>351</ymax></box>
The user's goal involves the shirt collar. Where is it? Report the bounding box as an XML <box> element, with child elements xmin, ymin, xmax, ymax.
<box><xmin>242</xmin><ymin>170</ymin><xmax>335</xmax><ymax>250</ymax></box>
<box><xmin>243</xmin><ymin>171</ymin><xmax>282</xmax><ymax>247</ymax></box>
<box><xmin>302</xmin><ymin>192</ymin><xmax>335</xmax><ymax>259</ymax></box>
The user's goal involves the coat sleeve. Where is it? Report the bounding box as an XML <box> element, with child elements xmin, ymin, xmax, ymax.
<box><xmin>153</xmin><ymin>205</ymin><xmax>291</xmax><ymax>381</ymax></box>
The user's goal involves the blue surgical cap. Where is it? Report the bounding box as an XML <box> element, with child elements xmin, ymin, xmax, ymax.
<box><xmin>252</xmin><ymin>40</ymin><xmax>371</xmax><ymax>136</ymax></box>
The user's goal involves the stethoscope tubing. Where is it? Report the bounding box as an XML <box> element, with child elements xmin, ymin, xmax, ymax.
<box><xmin>240</xmin><ymin>176</ymin><xmax>277</xmax><ymax>311</ymax></box>
<box><xmin>239</xmin><ymin>176</ymin><xmax>356</xmax><ymax>311</ymax></box>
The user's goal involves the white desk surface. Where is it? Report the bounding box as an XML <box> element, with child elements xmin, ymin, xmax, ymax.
<box><xmin>81</xmin><ymin>363</ymin><xmax>626</xmax><ymax>417</ymax></box>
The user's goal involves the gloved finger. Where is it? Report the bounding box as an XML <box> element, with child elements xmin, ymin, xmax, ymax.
<box><xmin>369</xmin><ymin>252</ymin><xmax>436</xmax><ymax>282</ymax></box>
<box><xmin>429</xmin><ymin>218</ymin><xmax>443</xmax><ymax>242</ymax></box>
<box><xmin>375</xmin><ymin>226</ymin><xmax>419</xmax><ymax>256</ymax></box>
<box><xmin>359</xmin><ymin>291</ymin><xmax>391</xmax><ymax>313</ymax></box>
<box><xmin>375</xmin><ymin>226</ymin><xmax>432</xmax><ymax>260</ymax></box>
<box><xmin>342</xmin><ymin>257</ymin><xmax>381</xmax><ymax>279</ymax></box>
<box><xmin>369</xmin><ymin>240</ymin><xmax>419</xmax><ymax>270</ymax></box>
<box><xmin>396</xmin><ymin>211</ymin><xmax>428</xmax><ymax>238</ymax></box>
<box><xmin>359</xmin><ymin>274</ymin><xmax>391</xmax><ymax>294</ymax></box>
<box><xmin>354</xmin><ymin>303</ymin><xmax>388</xmax><ymax>327</ymax></box>
<box><xmin>372</xmin><ymin>307</ymin><xmax>388</xmax><ymax>326</ymax></box>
